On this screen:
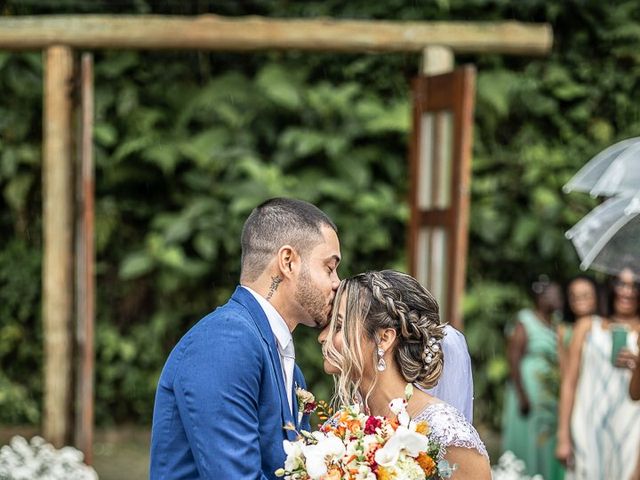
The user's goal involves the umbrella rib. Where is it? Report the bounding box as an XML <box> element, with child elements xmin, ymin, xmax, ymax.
<box><xmin>580</xmin><ymin>211</ymin><xmax>638</xmax><ymax>270</ymax></box>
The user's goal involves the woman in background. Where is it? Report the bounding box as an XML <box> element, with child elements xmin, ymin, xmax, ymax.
<box><xmin>502</xmin><ymin>275</ymin><xmax>564</xmax><ymax>479</ymax></box>
<box><xmin>556</xmin><ymin>268</ymin><xmax>640</xmax><ymax>479</ymax></box>
<box><xmin>557</xmin><ymin>275</ymin><xmax>600</xmax><ymax>377</ymax></box>
<box><xmin>630</xmin><ymin>334</ymin><xmax>640</xmax><ymax>480</ymax></box>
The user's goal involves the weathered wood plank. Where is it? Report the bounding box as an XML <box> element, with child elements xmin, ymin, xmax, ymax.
<box><xmin>0</xmin><ymin>15</ymin><xmax>552</xmax><ymax>55</ymax></box>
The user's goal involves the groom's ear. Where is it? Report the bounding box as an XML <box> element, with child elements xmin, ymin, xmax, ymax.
<box><xmin>276</xmin><ymin>245</ymin><xmax>299</xmax><ymax>279</ymax></box>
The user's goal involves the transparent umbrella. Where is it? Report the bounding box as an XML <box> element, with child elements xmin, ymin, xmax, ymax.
<box><xmin>565</xmin><ymin>195</ymin><xmax>640</xmax><ymax>275</ymax></box>
<box><xmin>563</xmin><ymin>137</ymin><xmax>640</xmax><ymax>197</ymax></box>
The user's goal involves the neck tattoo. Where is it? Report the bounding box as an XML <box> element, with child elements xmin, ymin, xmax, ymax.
<box><xmin>266</xmin><ymin>275</ymin><xmax>283</xmax><ymax>301</ymax></box>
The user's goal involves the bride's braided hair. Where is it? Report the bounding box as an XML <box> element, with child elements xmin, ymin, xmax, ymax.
<box><xmin>322</xmin><ymin>269</ymin><xmax>445</xmax><ymax>408</ymax></box>
<box><xmin>363</xmin><ymin>270</ymin><xmax>445</xmax><ymax>388</ymax></box>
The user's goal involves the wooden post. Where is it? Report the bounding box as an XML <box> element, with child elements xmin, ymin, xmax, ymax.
<box><xmin>421</xmin><ymin>45</ymin><xmax>454</xmax><ymax>76</ymax></box>
<box><xmin>74</xmin><ymin>53</ymin><xmax>95</xmax><ymax>463</ymax></box>
<box><xmin>43</xmin><ymin>44</ymin><xmax>74</xmax><ymax>448</ymax></box>
<box><xmin>410</xmin><ymin>47</ymin><xmax>475</xmax><ymax>330</ymax></box>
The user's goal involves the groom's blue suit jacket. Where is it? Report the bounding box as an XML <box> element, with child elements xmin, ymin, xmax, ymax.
<box><xmin>150</xmin><ymin>286</ymin><xmax>311</xmax><ymax>479</ymax></box>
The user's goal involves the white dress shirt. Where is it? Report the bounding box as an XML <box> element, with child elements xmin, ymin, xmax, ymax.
<box><xmin>242</xmin><ymin>286</ymin><xmax>295</xmax><ymax>413</ymax></box>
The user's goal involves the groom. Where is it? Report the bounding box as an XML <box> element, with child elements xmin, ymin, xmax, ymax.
<box><xmin>150</xmin><ymin>198</ymin><xmax>341</xmax><ymax>479</ymax></box>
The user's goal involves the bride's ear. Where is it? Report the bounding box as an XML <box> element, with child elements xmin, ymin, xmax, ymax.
<box><xmin>377</xmin><ymin>328</ymin><xmax>397</xmax><ymax>352</ymax></box>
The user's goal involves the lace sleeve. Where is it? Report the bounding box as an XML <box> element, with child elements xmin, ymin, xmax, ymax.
<box><xmin>415</xmin><ymin>402</ymin><xmax>489</xmax><ymax>460</ymax></box>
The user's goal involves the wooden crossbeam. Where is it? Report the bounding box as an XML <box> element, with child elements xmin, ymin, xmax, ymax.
<box><xmin>0</xmin><ymin>15</ymin><xmax>552</xmax><ymax>55</ymax></box>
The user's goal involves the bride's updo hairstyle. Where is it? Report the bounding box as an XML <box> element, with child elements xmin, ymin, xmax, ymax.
<box><xmin>323</xmin><ymin>270</ymin><xmax>445</xmax><ymax>407</ymax></box>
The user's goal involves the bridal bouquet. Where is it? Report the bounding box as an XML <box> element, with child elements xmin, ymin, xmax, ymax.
<box><xmin>276</xmin><ymin>385</ymin><xmax>453</xmax><ymax>480</ymax></box>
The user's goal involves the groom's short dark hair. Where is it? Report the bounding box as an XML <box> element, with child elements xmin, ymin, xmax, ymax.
<box><xmin>240</xmin><ymin>198</ymin><xmax>337</xmax><ymax>282</ymax></box>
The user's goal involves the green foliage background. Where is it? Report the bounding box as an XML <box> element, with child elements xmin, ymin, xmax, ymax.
<box><xmin>1</xmin><ymin>0</ymin><xmax>639</xmax><ymax>431</ymax></box>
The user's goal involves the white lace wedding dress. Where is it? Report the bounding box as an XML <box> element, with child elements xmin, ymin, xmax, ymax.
<box><xmin>413</xmin><ymin>402</ymin><xmax>489</xmax><ymax>462</ymax></box>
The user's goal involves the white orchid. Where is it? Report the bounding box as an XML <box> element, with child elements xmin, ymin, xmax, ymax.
<box><xmin>389</xmin><ymin>397</ymin><xmax>410</xmax><ymax>427</ymax></box>
<box><xmin>397</xmin><ymin>410</ymin><xmax>410</xmax><ymax>427</ymax></box>
<box><xmin>301</xmin><ymin>433</ymin><xmax>345</xmax><ymax>480</ymax></box>
<box><xmin>389</xmin><ymin>398</ymin><xmax>407</xmax><ymax>415</ymax></box>
<box><xmin>282</xmin><ymin>439</ymin><xmax>304</xmax><ymax>472</ymax></box>
<box><xmin>374</xmin><ymin>425</ymin><xmax>429</xmax><ymax>467</ymax></box>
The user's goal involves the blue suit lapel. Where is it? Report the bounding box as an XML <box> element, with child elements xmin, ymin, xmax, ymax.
<box><xmin>231</xmin><ymin>286</ymin><xmax>298</xmax><ymax>440</ymax></box>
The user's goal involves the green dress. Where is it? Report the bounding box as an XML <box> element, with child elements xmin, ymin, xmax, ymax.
<box><xmin>502</xmin><ymin>309</ymin><xmax>565</xmax><ymax>480</ymax></box>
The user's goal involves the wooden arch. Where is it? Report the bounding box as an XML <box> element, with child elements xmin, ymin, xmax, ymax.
<box><xmin>0</xmin><ymin>13</ymin><xmax>552</xmax><ymax>458</ymax></box>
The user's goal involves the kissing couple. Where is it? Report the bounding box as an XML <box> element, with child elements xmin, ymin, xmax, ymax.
<box><xmin>150</xmin><ymin>198</ymin><xmax>490</xmax><ymax>479</ymax></box>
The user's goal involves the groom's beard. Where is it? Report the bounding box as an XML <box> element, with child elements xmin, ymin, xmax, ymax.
<box><xmin>295</xmin><ymin>266</ymin><xmax>327</xmax><ymax>328</ymax></box>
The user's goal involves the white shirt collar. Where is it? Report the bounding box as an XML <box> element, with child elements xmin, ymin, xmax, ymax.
<box><xmin>242</xmin><ymin>285</ymin><xmax>292</xmax><ymax>353</ymax></box>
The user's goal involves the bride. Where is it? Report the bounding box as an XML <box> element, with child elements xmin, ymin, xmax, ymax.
<box><xmin>318</xmin><ymin>270</ymin><xmax>490</xmax><ymax>479</ymax></box>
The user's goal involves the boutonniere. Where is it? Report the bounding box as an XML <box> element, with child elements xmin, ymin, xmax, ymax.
<box><xmin>295</xmin><ymin>386</ymin><xmax>317</xmax><ymax>424</ymax></box>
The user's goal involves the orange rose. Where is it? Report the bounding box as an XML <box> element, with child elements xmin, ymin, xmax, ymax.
<box><xmin>416</xmin><ymin>452</ymin><xmax>436</xmax><ymax>476</ymax></box>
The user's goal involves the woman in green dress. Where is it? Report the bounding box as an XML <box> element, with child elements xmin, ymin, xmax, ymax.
<box><xmin>502</xmin><ymin>276</ymin><xmax>565</xmax><ymax>479</ymax></box>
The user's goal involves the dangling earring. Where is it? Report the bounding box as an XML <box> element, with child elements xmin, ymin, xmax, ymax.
<box><xmin>377</xmin><ymin>347</ymin><xmax>386</xmax><ymax>372</ymax></box>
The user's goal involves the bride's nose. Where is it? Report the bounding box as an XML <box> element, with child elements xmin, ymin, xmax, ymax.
<box><xmin>318</xmin><ymin>326</ymin><xmax>329</xmax><ymax>344</ymax></box>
